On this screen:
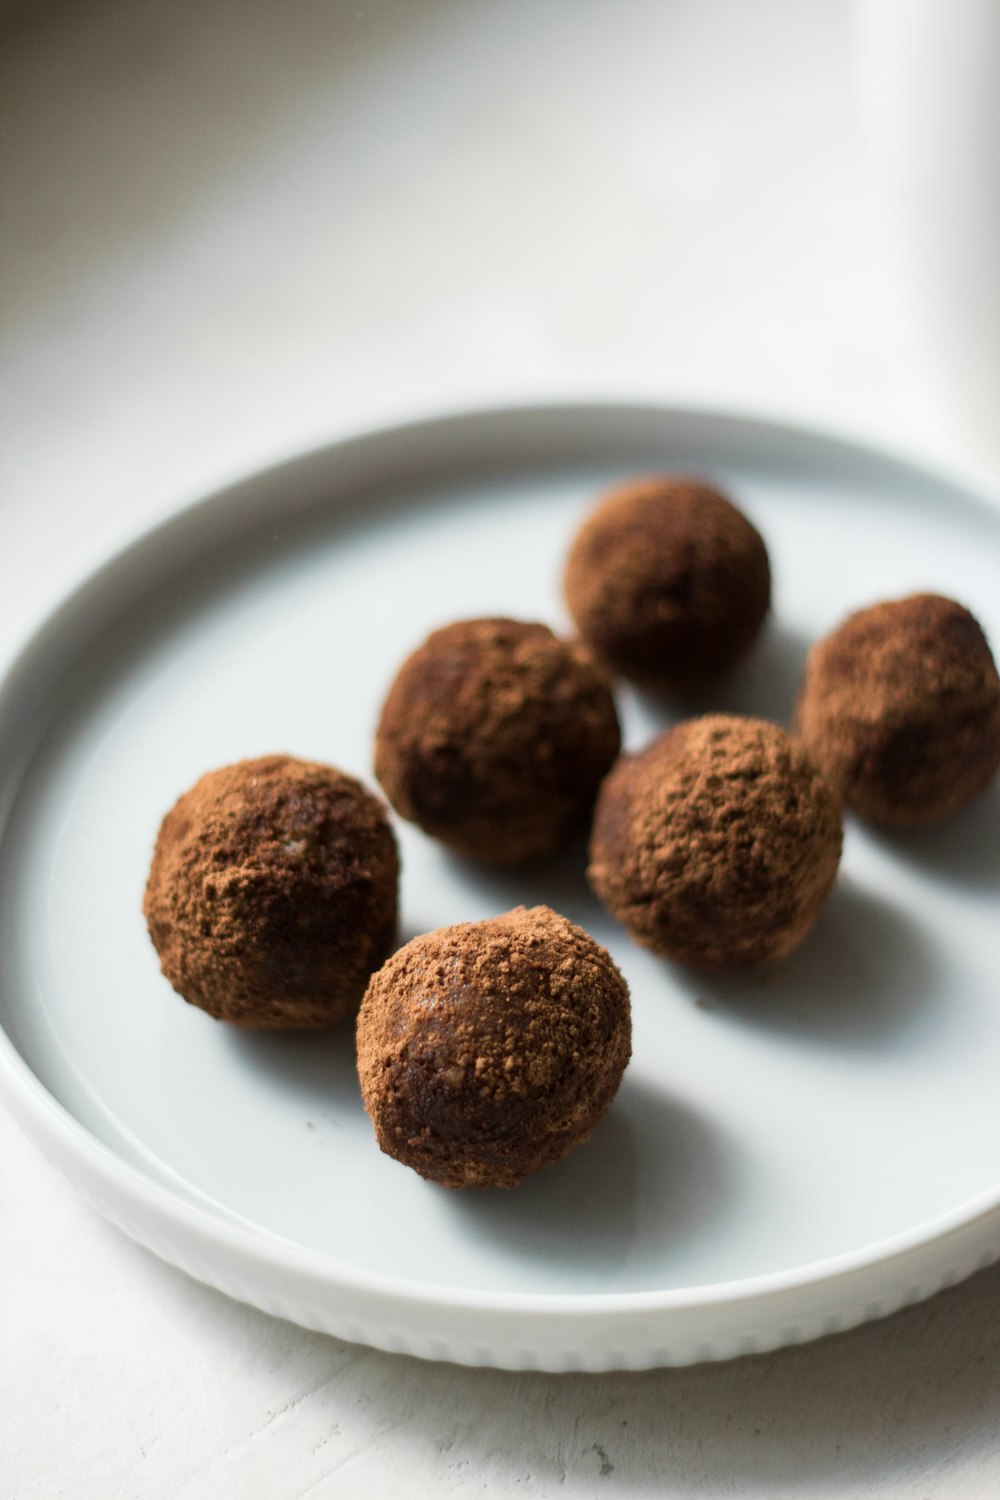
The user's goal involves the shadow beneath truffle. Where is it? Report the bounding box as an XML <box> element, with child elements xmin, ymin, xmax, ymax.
<box><xmin>394</xmin><ymin>921</ymin><xmax>437</xmax><ymax>949</ymax></box>
<box><xmin>442</xmin><ymin>1079</ymin><xmax>737</xmax><ymax>1277</ymax></box>
<box><xmin>864</xmin><ymin>780</ymin><xmax>1000</xmax><ymax>896</ymax></box>
<box><xmin>440</xmin><ymin>829</ymin><xmax>616</xmax><ymax>939</ymax></box>
<box><xmin>614</xmin><ymin>617</ymin><xmax>813</xmax><ymax>750</ymax></box>
<box><xmin>225</xmin><ymin>1021</ymin><xmax>367</xmax><ymax>1117</ymax></box>
<box><xmin>673</xmin><ymin>616</ymin><xmax>814</xmax><ymax>729</ymax></box>
<box><xmin>670</xmin><ymin>878</ymin><xmax>941</xmax><ymax>1051</ymax></box>
<box><xmin>615</xmin><ymin>683</ymin><xmax>682</xmax><ymax>749</ymax></box>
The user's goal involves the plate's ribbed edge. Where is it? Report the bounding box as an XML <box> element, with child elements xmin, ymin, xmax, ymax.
<box><xmin>37</xmin><ymin>1120</ymin><xmax>1000</xmax><ymax>1371</ymax></box>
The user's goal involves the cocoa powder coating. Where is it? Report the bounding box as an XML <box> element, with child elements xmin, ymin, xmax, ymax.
<box><xmin>356</xmin><ymin>905</ymin><xmax>631</xmax><ymax>1188</ymax></box>
<box><xmin>374</xmin><ymin>618</ymin><xmax>621</xmax><ymax>864</ymax></box>
<box><xmin>589</xmin><ymin>715</ymin><xmax>842</xmax><ymax>970</ymax></box>
<box><xmin>796</xmin><ymin>593</ymin><xmax>1000</xmax><ymax>826</ymax></box>
<box><xmin>564</xmin><ymin>476</ymin><xmax>771</xmax><ymax>693</ymax></box>
<box><xmin>144</xmin><ymin>755</ymin><xmax>399</xmax><ymax>1029</ymax></box>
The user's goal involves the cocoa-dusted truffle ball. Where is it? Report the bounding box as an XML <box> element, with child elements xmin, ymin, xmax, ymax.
<box><xmin>590</xmin><ymin>715</ymin><xmax>842</xmax><ymax>971</ymax></box>
<box><xmin>797</xmin><ymin>593</ymin><xmax>1000</xmax><ymax>826</ymax></box>
<box><xmin>356</xmin><ymin>905</ymin><xmax>631</xmax><ymax>1188</ymax></box>
<box><xmin>374</xmin><ymin>618</ymin><xmax>620</xmax><ymax>864</ymax></box>
<box><xmin>144</xmin><ymin>755</ymin><xmax>398</xmax><ymax>1029</ymax></box>
<box><xmin>564</xmin><ymin>476</ymin><xmax>771</xmax><ymax>693</ymax></box>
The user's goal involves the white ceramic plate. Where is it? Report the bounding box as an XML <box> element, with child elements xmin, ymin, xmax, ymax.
<box><xmin>1</xmin><ymin>403</ymin><xmax>999</xmax><ymax>1372</ymax></box>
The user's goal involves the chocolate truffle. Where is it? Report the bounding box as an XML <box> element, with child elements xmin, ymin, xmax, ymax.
<box><xmin>374</xmin><ymin>618</ymin><xmax>621</xmax><ymax>864</ymax></box>
<box><xmin>144</xmin><ymin>755</ymin><xmax>398</xmax><ymax>1029</ymax></box>
<box><xmin>564</xmin><ymin>475</ymin><xmax>771</xmax><ymax>693</ymax></box>
<box><xmin>796</xmin><ymin>593</ymin><xmax>1000</xmax><ymax>826</ymax></box>
<box><xmin>356</xmin><ymin>905</ymin><xmax>631</xmax><ymax>1188</ymax></box>
<box><xmin>589</xmin><ymin>715</ymin><xmax>842</xmax><ymax>971</ymax></box>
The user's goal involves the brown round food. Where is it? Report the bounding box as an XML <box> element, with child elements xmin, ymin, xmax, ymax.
<box><xmin>144</xmin><ymin>755</ymin><xmax>399</xmax><ymax>1029</ymax></box>
<box><xmin>356</xmin><ymin>905</ymin><xmax>631</xmax><ymax>1188</ymax></box>
<box><xmin>564</xmin><ymin>476</ymin><xmax>771</xmax><ymax>693</ymax></box>
<box><xmin>374</xmin><ymin>618</ymin><xmax>621</xmax><ymax>864</ymax></box>
<box><xmin>589</xmin><ymin>715</ymin><xmax>842</xmax><ymax>971</ymax></box>
<box><xmin>796</xmin><ymin>593</ymin><xmax>1000</xmax><ymax>826</ymax></box>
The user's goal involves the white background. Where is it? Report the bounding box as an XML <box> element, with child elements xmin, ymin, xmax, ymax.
<box><xmin>2</xmin><ymin>1</ymin><xmax>999</xmax><ymax>1495</ymax></box>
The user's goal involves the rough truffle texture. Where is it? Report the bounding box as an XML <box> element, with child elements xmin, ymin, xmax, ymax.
<box><xmin>356</xmin><ymin>906</ymin><xmax>631</xmax><ymax>1188</ymax></box>
<box><xmin>564</xmin><ymin>476</ymin><xmax>771</xmax><ymax>693</ymax></box>
<box><xmin>589</xmin><ymin>716</ymin><xmax>842</xmax><ymax>971</ymax></box>
<box><xmin>144</xmin><ymin>755</ymin><xmax>399</xmax><ymax>1029</ymax></box>
<box><xmin>374</xmin><ymin>618</ymin><xmax>621</xmax><ymax>864</ymax></box>
<box><xmin>796</xmin><ymin>593</ymin><xmax>1000</xmax><ymax>826</ymax></box>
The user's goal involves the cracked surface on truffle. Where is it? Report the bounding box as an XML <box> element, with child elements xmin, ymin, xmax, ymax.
<box><xmin>374</xmin><ymin>618</ymin><xmax>621</xmax><ymax>864</ymax></box>
<box><xmin>564</xmin><ymin>476</ymin><xmax>771</xmax><ymax>693</ymax></box>
<box><xmin>356</xmin><ymin>905</ymin><xmax>631</xmax><ymax>1188</ymax></box>
<box><xmin>796</xmin><ymin>593</ymin><xmax>1000</xmax><ymax>826</ymax></box>
<box><xmin>144</xmin><ymin>755</ymin><xmax>399</xmax><ymax>1029</ymax></box>
<box><xmin>589</xmin><ymin>715</ymin><xmax>842</xmax><ymax>971</ymax></box>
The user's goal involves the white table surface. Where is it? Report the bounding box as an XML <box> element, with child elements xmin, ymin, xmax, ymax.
<box><xmin>2</xmin><ymin>2</ymin><xmax>999</xmax><ymax>1495</ymax></box>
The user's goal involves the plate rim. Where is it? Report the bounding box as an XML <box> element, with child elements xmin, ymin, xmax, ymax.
<box><xmin>2</xmin><ymin>397</ymin><xmax>999</xmax><ymax>1361</ymax></box>
<box><xmin>3</xmin><ymin>1029</ymin><xmax>1000</xmax><ymax>1316</ymax></box>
